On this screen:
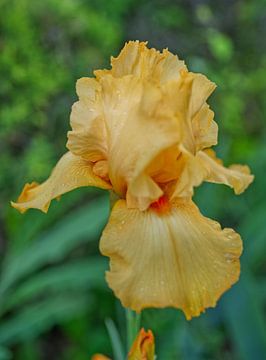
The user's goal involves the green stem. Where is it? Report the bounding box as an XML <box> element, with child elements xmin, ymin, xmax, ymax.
<box><xmin>126</xmin><ymin>309</ymin><xmax>142</xmax><ymax>351</ymax></box>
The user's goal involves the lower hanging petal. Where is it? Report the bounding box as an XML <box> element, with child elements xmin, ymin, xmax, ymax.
<box><xmin>100</xmin><ymin>198</ymin><xmax>242</xmax><ymax>320</ymax></box>
<box><xmin>11</xmin><ymin>152</ymin><xmax>111</xmax><ymax>213</ymax></box>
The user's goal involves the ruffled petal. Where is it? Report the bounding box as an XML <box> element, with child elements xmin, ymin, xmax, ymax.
<box><xmin>189</xmin><ymin>73</ymin><xmax>216</xmax><ymax>118</ymax></box>
<box><xmin>198</xmin><ymin>149</ymin><xmax>254</xmax><ymax>194</ymax></box>
<box><xmin>99</xmin><ymin>75</ymin><xmax>181</xmax><ymax>209</ymax></box>
<box><xmin>67</xmin><ymin>74</ymin><xmax>181</xmax><ymax>210</ymax></box>
<box><xmin>170</xmin><ymin>147</ymin><xmax>207</xmax><ymax>199</ymax></box>
<box><xmin>11</xmin><ymin>152</ymin><xmax>111</xmax><ymax>213</ymax></box>
<box><xmin>146</xmin><ymin>145</ymin><xmax>182</xmax><ymax>184</ymax></box>
<box><xmin>192</xmin><ymin>103</ymin><xmax>218</xmax><ymax>151</ymax></box>
<box><xmin>173</xmin><ymin>70</ymin><xmax>217</xmax><ymax>154</ymax></box>
<box><xmin>67</xmin><ymin>77</ymin><xmax>108</xmax><ymax>162</ymax></box>
<box><xmin>67</xmin><ymin>44</ymin><xmax>217</xmax><ymax>206</ymax></box>
<box><xmin>95</xmin><ymin>40</ymin><xmax>186</xmax><ymax>83</ymax></box>
<box><xmin>170</xmin><ymin>147</ymin><xmax>254</xmax><ymax>199</ymax></box>
<box><xmin>100</xmin><ymin>198</ymin><xmax>242</xmax><ymax>320</ymax></box>
<box><xmin>69</xmin><ymin>77</ymin><xmax>101</xmax><ymax>131</ymax></box>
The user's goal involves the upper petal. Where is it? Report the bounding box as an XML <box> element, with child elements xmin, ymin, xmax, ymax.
<box><xmin>189</xmin><ymin>73</ymin><xmax>216</xmax><ymax>118</ymax></box>
<box><xmin>198</xmin><ymin>149</ymin><xmax>254</xmax><ymax>194</ymax></box>
<box><xmin>100</xmin><ymin>198</ymin><xmax>242</xmax><ymax>320</ymax></box>
<box><xmin>99</xmin><ymin>75</ymin><xmax>181</xmax><ymax>208</ymax></box>
<box><xmin>170</xmin><ymin>147</ymin><xmax>208</xmax><ymax>199</ymax></box>
<box><xmin>95</xmin><ymin>40</ymin><xmax>186</xmax><ymax>83</ymax></box>
<box><xmin>96</xmin><ymin>42</ymin><xmax>217</xmax><ymax>154</ymax></box>
<box><xmin>146</xmin><ymin>145</ymin><xmax>182</xmax><ymax>184</ymax></box>
<box><xmin>67</xmin><ymin>74</ymin><xmax>182</xmax><ymax>210</ymax></box>
<box><xmin>67</xmin><ymin>44</ymin><xmax>218</xmax><ymax>208</ymax></box>
<box><xmin>67</xmin><ymin>77</ymin><xmax>108</xmax><ymax>162</ymax></box>
<box><xmin>11</xmin><ymin>152</ymin><xmax>111</xmax><ymax>213</ymax></box>
<box><xmin>173</xmin><ymin>70</ymin><xmax>217</xmax><ymax>154</ymax></box>
<box><xmin>70</xmin><ymin>77</ymin><xmax>101</xmax><ymax>131</ymax></box>
<box><xmin>192</xmin><ymin>103</ymin><xmax>218</xmax><ymax>151</ymax></box>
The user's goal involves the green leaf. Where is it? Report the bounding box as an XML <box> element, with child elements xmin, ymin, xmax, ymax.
<box><xmin>0</xmin><ymin>347</ymin><xmax>11</xmax><ymax>360</ymax></box>
<box><xmin>239</xmin><ymin>204</ymin><xmax>266</xmax><ymax>270</ymax></box>
<box><xmin>105</xmin><ymin>318</ymin><xmax>125</xmax><ymax>360</ymax></box>
<box><xmin>222</xmin><ymin>273</ymin><xmax>266</xmax><ymax>360</ymax></box>
<box><xmin>0</xmin><ymin>195</ymin><xmax>109</xmax><ymax>296</ymax></box>
<box><xmin>0</xmin><ymin>294</ymin><xmax>90</xmax><ymax>346</ymax></box>
<box><xmin>2</xmin><ymin>258</ymin><xmax>107</xmax><ymax>313</ymax></box>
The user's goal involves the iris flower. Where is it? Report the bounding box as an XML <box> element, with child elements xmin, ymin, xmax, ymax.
<box><xmin>128</xmin><ymin>328</ymin><xmax>155</xmax><ymax>360</ymax></box>
<box><xmin>91</xmin><ymin>355</ymin><xmax>111</xmax><ymax>360</ymax></box>
<box><xmin>91</xmin><ymin>328</ymin><xmax>154</xmax><ymax>360</ymax></box>
<box><xmin>12</xmin><ymin>41</ymin><xmax>254</xmax><ymax>319</ymax></box>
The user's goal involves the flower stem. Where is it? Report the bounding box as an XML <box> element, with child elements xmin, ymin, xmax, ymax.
<box><xmin>126</xmin><ymin>309</ymin><xmax>142</xmax><ymax>351</ymax></box>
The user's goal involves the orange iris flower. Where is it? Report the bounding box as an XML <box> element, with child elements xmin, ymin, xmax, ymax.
<box><xmin>12</xmin><ymin>41</ymin><xmax>254</xmax><ymax>319</ymax></box>
<box><xmin>128</xmin><ymin>328</ymin><xmax>155</xmax><ymax>360</ymax></box>
<box><xmin>91</xmin><ymin>355</ymin><xmax>111</xmax><ymax>360</ymax></box>
<box><xmin>92</xmin><ymin>328</ymin><xmax>154</xmax><ymax>360</ymax></box>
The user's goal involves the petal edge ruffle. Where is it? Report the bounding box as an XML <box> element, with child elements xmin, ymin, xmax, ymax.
<box><xmin>100</xmin><ymin>198</ymin><xmax>242</xmax><ymax>319</ymax></box>
<box><xmin>198</xmin><ymin>149</ymin><xmax>254</xmax><ymax>194</ymax></box>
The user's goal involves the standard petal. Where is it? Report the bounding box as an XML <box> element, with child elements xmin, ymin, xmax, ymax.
<box><xmin>99</xmin><ymin>75</ymin><xmax>181</xmax><ymax>208</ymax></box>
<box><xmin>67</xmin><ymin>116</ymin><xmax>107</xmax><ymax>162</ymax></box>
<box><xmin>67</xmin><ymin>77</ymin><xmax>108</xmax><ymax>162</ymax></box>
<box><xmin>70</xmin><ymin>77</ymin><xmax>101</xmax><ymax>131</ymax></box>
<box><xmin>173</xmin><ymin>70</ymin><xmax>217</xmax><ymax>154</ymax></box>
<box><xmin>100</xmin><ymin>199</ymin><xmax>242</xmax><ymax>320</ymax></box>
<box><xmin>170</xmin><ymin>147</ymin><xmax>208</xmax><ymax>199</ymax></box>
<box><xmin>189</xmin><ymin>73</ymin><xmax>216</xmax><ymax>118</ymax></box>
<box><xmin>68</xmin><ymin>74</ymin><xmax>181</xmax><ymax>209</ymax></box>
<box><xmin>95</xmin><ymin>41</ymin><xmax>186</xmax><ymax>83</ymax></box>
<box><xmin>11</xmin><ymin>152</ymin><xmax>111</xmax><ymax>213</ymax></box>
<box><xmin>192</xmin><ymin>103</ymin><xmax>218</xmax><ymax>151</ymax></box>
<box><xmin>146</xmin><ymin>145</ymin><xmax>182</xmax><ymax>184</ymax></box>
<box><xmin>198</xmin><ymin>149</ymin><xmax>254</xmax><ymax>194</ymax></box>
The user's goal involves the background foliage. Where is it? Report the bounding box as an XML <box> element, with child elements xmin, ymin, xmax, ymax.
<box><xmin>0</xmin><ymin>0</ymin><xmax>265</xmax><ymax>359</ymax></box>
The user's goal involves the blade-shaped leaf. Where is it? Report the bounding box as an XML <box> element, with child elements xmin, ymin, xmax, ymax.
<box><xmin>0</xmin><ymin>347</ymin><xmax>11</xmax><ymax>360</ymax></box>
<box><xmin>105</xmin><ymin>318</ymin><xmax>125</xmax><ymax>360</ymax></box>
<box><xmin>222</xmin><ymin>273</ymin><xmax>266</xmax><ymax>360</ymax></box>
<box><xmin>2</xmin><ymin>258</ymin><xmax>108</xmax><ymax>313</ymax></box>
<box><xmin>0</xmin><ymin>195</ymin><xmax>109</xmax><ymax>296</ymax></box>
<box><xmin>0</xmin><ymin>294</ymin><xmax>90</xmax><ymax>346</ymax></box>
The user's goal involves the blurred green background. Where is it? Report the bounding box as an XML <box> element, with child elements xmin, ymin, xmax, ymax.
<box><xmin>0</xmin><ymin>0</ymin><xmax>265</xmax><ymax>359</ymax></box>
